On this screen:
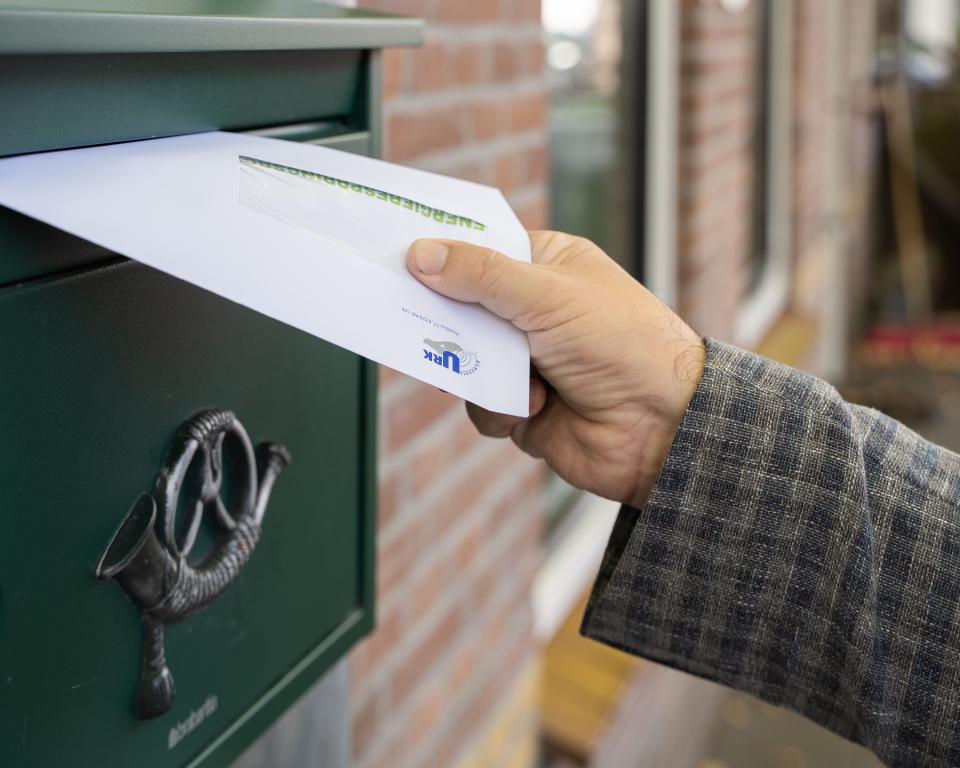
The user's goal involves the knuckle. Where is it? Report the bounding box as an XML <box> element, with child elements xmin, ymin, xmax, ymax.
<box><xmin>564</xmin><ymin>233</ymin><xmax>592</xmax><ymax>249</ymax></box>
<box><xmin>510</xmin><ymin>425</ymin><xmax>543</xmax><ymax>459</ymax></box>
<box><xmin>466</xmin><ymin>402</ymin><xmax>510</xmax><ymax>438</ymax></box>
<box><xmin>474</xmin><ymin>248</ymin><xmax>508</xmax><ymax>295</ymax></box>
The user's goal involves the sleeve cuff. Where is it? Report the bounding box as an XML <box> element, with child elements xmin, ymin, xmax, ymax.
<box><xmin>579</xmin><ymin>337</ymin><xmax>858</xmax><ymax>699</ymax></box>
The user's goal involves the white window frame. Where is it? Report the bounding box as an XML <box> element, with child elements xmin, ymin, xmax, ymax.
<box><xmin>733</xmin><ymin>0</ymin><xmax>794</xmax><ymax>348</ymax></box>
<box><xmin>643</xmin><ymin>0</ymin><xmax>680</xmax><ymax>308</ymax></box>
<box><xmin>532</xmin><ymin>494</ymin><xmax>620</xmax><ymax>641</ymax></box>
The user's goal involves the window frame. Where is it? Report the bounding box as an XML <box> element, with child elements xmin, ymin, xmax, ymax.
<box><xmin>641</xmin><ymin>0</ymin><xmax>678</xmax><ymax>306</ymax></box>
<box><xmin>734</xmin><ymin>0</ymin><xmax>794</xmax><ymax>348</ymax></box>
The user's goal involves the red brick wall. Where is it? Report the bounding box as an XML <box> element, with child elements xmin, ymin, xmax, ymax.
<box><xmin>349</xmin><ymin>2</ymin><xmax>549</xmax><ymax>767</ymax></box>
<box><xmin>676</xmin><ymin>0</ymin><xmax>878</xmax><ymax>347</ymax></box>
<box><xmin>791</xmin><ymin>0</ymin><xmax>879</xmax><ymax>329</ymax></box>
<box><xmin>792</xmin><ymin>0</ymin><xmax>829</xmax><ymax>266</ymax></box>
<box><xmin>677</xmin><ymin>0</ymin><xmax>757</xmax><ymax>339</ymax></box>
<box><xmin>372</xmin><ymin>0</ymin><xmax>549</xmax><ymax>228</ymax></box>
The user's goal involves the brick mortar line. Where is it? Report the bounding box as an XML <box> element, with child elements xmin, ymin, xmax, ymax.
<box><xmin>681</xmin><ymin>84</ymin><xmax>753</xmax><ymax>109</ymax></box>
<box><xmin>377</xmin><ymin>458</ymin><xmax>534</xmax><ymax>623</ymax></box>
<box><xmin>423</xmin><ymin>653</ymin><xmax>540</xmax><ymax>768</ymax></box>
<box><xmin>352</xmin><ymin>553</ymin><xmax>537</xmax><ymax>762</ymax></box>
<box><xmin>377</xmin><ymin>380</ymin><xmax>431</xmax><ymax>432</ymax></box>
<box><xmin>378</xmin><ymin>367</ymin><xmax>470</xmax><ymax>416</ymax></box>
<box><xmin>680</xmin><ymin>180</ymin><xmax>750</xmax><ymax>236</ymax></box>
<box><xmin>681</xmin><ymin>130</ymin><xmax>752</xmax><ymax>172</ymax></box>
<box><xmin>682</xmin><ymin>97</ymin><xmax>754</xmax><ymax>133</ymax></box>
<box><xmin>404</xmin><ymin>622</ymin><xmax>539</xmax><ymax>768</ymax></box>
<box><xmin>379</xmin><ymin>401</ymin><xmax>476</xmax><ymax>481</ymax></box>
<box><xmin>683</xmin><ymin>236</ymin><xmax>751</xmax><ymax>281</ymax></box>
<box><xmin>683</xmin><ymin>22</ymin><xmax>754</xmax><ymax>41</ymax></box>
<box><xmin>505</xmin><ymin>184</ymin><xmax>547</xmax><ymax>210</ymax></box>
<box><xmin>683</xmin><ymin>256</ymin><xmax>752</xmax><ymax>304</ymax></box>
<box><xmin>408</xmin><ymin>130</ymin><xmax>548</xmax><ymax>172</ymax></box>
<box><xmin>353</xmin><ymin>534</ymin><xmax>535</xmax><ymax>728</ymax></box>
<box><xmin>358</xmin><ymin>633</ymin><xmax>538</xmax><ymax>768</ymax></box>
<box><xmin>383</xmin><ymin>78</ymin><xmax>546</xmax><ymax>113</ymax></box>
<box><xmin>683</xmin><ymin>226</ymin><xmax>750</xmax><ymax>271</ymax></box>
<box><xmin>456</xmin><ymin>526</ymin><xmax>542</xmax><ymax>636</ymax></box>
<box><xmin>681</xmin><ymin>111</ymin><xmax>754</xmax><ymax>148</ymax></box>
<box><xmin>417</xmin><ymin>562</ymin><xmax>536</xmax><ymax>687</ymax></box>
<box><xmin>395</xmin><ymin>480</ymin><xmax>542</xmax><ymax>623</ymax></box>
<box><xmin>681</xmin><ymin>39</ymin><xmax>756</xmax><ymax>63</ymax></box>
<box><xmin>682</xmin><ymin>66</ymin><xmax>756</xmax><ymax>95</ymax></box>
<box><xmin>397</xmin><ymin>437</ymin><xmax>533</xmax><ymax>526</ymax></box>
<box><xmin>376</xmin><ymin>435</ymin><xmax>497</xmax><ymax>549</ymax></box>
<box><xmin>378</xmin><ymin>334</ymin><xmax>545</xmax><ymax>536</ymax></box>
<box><xmin>358</xmin><ymin>474</ymin><xmax>542</xmax><ymax>704</ymax></box>
<box><xmin>679</xmin><ymin>155</ymin><xmax>751</xmax><ymax>203</ymax></box>
<box><xmin>359</xmin><ymin>579</ymin><xmax>539</xmax><ymax>768</ymax></box>
<box><xmin>377</xmin><ymin>414</ymin><xmax>524</xmax><ymax>560</ymax></box>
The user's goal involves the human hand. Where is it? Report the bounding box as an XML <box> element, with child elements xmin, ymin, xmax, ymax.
<box><xmin>406</xmin><ymin>232</ymin><xmax>705</xmax><ymax>508</ymax></box>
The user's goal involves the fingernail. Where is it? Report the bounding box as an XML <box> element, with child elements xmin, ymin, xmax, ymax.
<box><xmin>413</xmin><ymin>241</ymin><xmax>449</xmax><ymax>275</ymax></box>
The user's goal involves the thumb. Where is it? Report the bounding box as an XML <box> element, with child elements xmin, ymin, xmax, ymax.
<box><xmin>407</xmin><ymin>238</ymin><xmax>553</xmax><ymax>322</ymax></box>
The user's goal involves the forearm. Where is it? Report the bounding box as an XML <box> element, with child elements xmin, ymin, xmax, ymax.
<box><xmin>581</xmin><ymin>339</ymin><xmax>960</xmax><ymax>767</ymax></box>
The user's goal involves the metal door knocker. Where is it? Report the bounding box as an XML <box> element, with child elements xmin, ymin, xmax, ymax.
<box><xmin>95</xmin><ymin>409</ymin><xmax>291</xmax><ymax>719</ymax></box>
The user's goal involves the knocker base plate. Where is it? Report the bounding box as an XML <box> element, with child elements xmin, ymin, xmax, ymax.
<box><xmin>97</xmin><ymin>409</ymin><xmax>291</xmax><ymax>719</ymax></box>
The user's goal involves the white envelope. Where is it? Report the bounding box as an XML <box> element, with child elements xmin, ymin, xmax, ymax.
<box><xmin>0</xmin><ymin>131</ymin><xmax>531</xmax><ymax>416</ymax></box>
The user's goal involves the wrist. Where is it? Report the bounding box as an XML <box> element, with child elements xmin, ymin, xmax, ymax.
<box><xmin>630</xmin><ymin>337</ymin><xmax>705</xmax><ymax>508</ymax></box>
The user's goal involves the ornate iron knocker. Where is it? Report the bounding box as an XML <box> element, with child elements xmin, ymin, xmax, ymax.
<box><xmin>96</xmin><ymin>409</ymin><xmax>291</xmax><ymax>719</ymax></box>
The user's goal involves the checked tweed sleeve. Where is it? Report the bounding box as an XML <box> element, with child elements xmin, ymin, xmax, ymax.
<box><xmin>581</xmin><ymin>339</ymin><xmax>960</xmax><ymax>767</ymax></box>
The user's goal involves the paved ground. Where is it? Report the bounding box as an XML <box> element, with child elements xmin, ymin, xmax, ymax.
<box><xmin>691</xmin><ymin>691</ymin><xmax>881</xmax><ymax>768</ymax></box>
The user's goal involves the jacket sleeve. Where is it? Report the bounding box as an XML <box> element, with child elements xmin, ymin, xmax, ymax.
<box><xmin>581</xmin><ymin>339</ymin><xmax>960</xmax><ymax>768</ymax></box>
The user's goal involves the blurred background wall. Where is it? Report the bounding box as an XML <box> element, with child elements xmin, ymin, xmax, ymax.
<box><xmin>239</xmin><ymin>0</ymin><xmax>960</xmax><ymax>765</ymax></box>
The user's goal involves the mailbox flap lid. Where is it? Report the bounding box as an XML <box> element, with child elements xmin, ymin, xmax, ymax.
<box><xmin>0</xmin><ymin>0</ymin><xmax>423</xmax><ymax>54</ymax></box>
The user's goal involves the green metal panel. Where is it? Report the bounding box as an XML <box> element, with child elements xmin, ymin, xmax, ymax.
<box><xmin>0</xmin><ymin>50</ymin><xmax>364</xmax><ymax>158</ymax></box>
<box><xmin>0</xmin><ymin>260</ymin><xmax>376</xmax><ymax>768</ymax></box>
<box><xmin>0</xmin><ymin>1</ymin><xmax>423</xmax><ymax>54</ymax></box>
<box><xmin>0</xmin><ymin>4</ymin><xmax>404</xmax><ymax>764</ymax></box>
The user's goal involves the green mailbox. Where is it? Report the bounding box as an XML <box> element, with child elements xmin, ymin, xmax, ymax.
<box><xmin>0</xmin><ymin>3</ymin><xmax>421</xmax><ymax>766</ymax></box>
